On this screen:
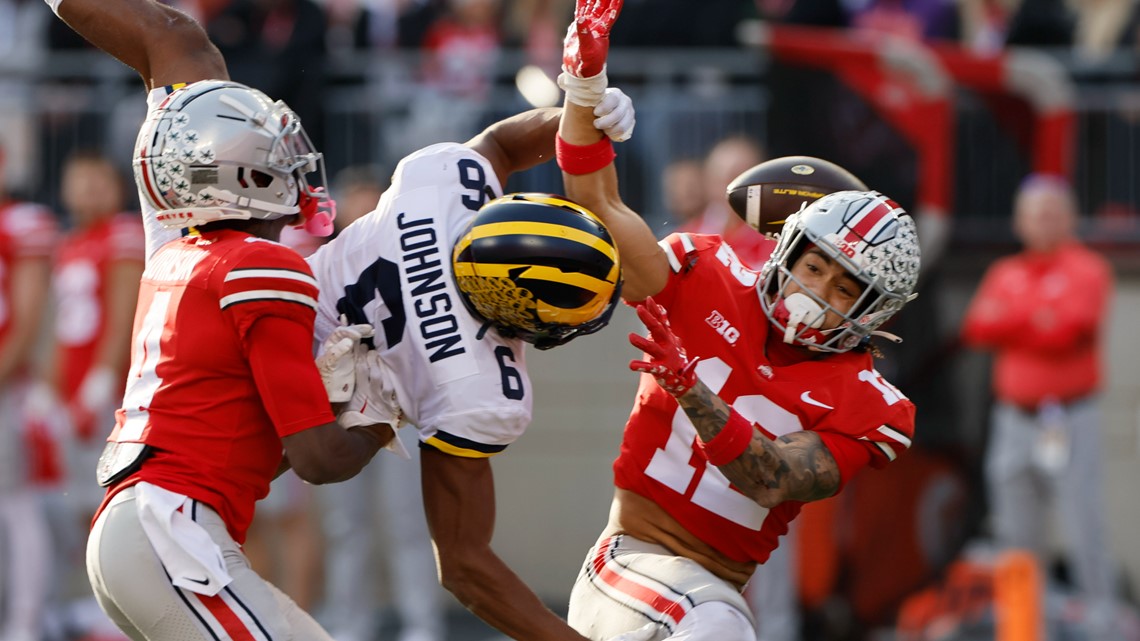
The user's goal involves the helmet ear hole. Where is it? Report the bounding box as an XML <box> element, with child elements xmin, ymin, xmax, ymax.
<box><xmin>250</xmin><ymin>169</ymin><xmax>274</xmax><ymax>188</ymax></box>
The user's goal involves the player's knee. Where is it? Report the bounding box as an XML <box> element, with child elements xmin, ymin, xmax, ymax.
<box><xmin>672</xmin><ymin>601</ymin><xmax>753</xmax><ymax>640</ymax></box>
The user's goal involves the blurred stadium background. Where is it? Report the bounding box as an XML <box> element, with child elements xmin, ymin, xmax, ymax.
<box><xmin>4</xmin><ymin>0</ymin><xmax>1140</xmax><ymax>639</ymax></box>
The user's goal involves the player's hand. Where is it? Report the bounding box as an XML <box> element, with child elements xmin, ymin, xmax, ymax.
<box><xmin>337</xmin><ymin>349</ymin><xmax>403</xmax><ymax>430</ymax></box>
<box><xmin>629</xmin><ymin>297</ymin><xmax>699</xmax><ymax>396</ymax></box>
<box><xmin>594</xmin><ymin>87</ymin><xmax>635</xmax><ymax>142</ymax></box>
<box><xmin>315</xmin><ymin>317</ymin><xmax>375</xmax><ymax>403</ymax></box>
<box><xmin>563</xmin><ymin>0</ymin><xmax>623</xmax><ymax>78</ymax></box>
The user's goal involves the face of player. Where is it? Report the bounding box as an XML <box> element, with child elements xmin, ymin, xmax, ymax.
<box><xmin>785</xmin><ymin>247</ymin><xmax>865</xmax><ymax>330</ymax></box>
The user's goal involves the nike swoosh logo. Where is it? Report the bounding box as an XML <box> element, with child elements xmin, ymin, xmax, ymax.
<box><xmin>185</xmin><ymin>576</ymin><xmax>211</xmax><ymax>586</ymax></box>
<box><xmin>800</xmin><ymin>391</ymin><xmax>834</xmax><ymax>410</ymax></box>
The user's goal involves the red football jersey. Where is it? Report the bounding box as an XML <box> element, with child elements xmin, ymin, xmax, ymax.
<box><xmin>53</xmin><ymin>213</ymin><xmax>145</xmax><ymax>401</ymax></box>
<box><xmin>0</xmin><ymin>201</ymin><xmax>59</xmax><ymax>345</ymax></box>
<box><xmin>613</xmin><ymin>233</ymin><xmax>915</xmax><ymax>564</ymax></box>
<box><xmin>103</xmin><ymin>229</ymin><xmax>335</xmax><ymax>542</ymax></box>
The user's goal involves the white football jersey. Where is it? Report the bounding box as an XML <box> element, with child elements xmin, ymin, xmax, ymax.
<box><xmin>307</xmin><ymin>143</ymin><xmax>533</xmax><ymax>457</ymax></box>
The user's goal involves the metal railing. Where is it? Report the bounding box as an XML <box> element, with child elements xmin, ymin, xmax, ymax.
<box><xmin>3</xmin><ymin>44</ymin><xmax>1140</xmax><ymax>247</ymax></box>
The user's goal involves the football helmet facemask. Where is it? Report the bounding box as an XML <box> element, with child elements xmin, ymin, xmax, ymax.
<box><xmin>133</xmin><ymin>80</ymin><xmax>335</xmax><ymax>236</ymax></box>
<box><xmin>452</xmin><ymin>193</ymin><xmax>622</xmax><ymax>350</ymax></box>
<box><xmin>759</xmin><ymin>190</ymin><xmax>921</xmax><ymax>353</ymax></box>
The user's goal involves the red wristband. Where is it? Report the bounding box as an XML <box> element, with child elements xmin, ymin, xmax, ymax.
<box><xmin>556</xmin><ymin>134</ymin><xmax>615</xmax><ymax>175</ymax></box>
<box><xmin>699</xmin><ymin>409</ymin><xmax>754</xmax><ymax>466</ymax></box>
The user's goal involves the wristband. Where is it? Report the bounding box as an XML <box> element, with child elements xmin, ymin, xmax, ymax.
<box><xmin>44</xmin><ymin>0</ymin><xmax>63</xmax><ymax>15</ymax></box>
<box><xmin>558</xmin><ymin>67</ymin><xmax>608</xmax><ymax>107</ymax></box>
<box><xmin>699</xmin><ymin>409</ymin><xmax>753</xmax><ymax>466</ymax></box>
<box><xmin>556</xmin><ymin>135</ymin><xmax>615</xmax><ymax>176</ymax></box>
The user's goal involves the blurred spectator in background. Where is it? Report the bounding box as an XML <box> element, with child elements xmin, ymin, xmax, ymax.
<box><xmin>679</xmin><ymin>134</ymin><xmax>769</xmax><ymax>266</ymax></box>
<box><xmin>659</xmin><ymin>158</ymin><xmax>708</xmax><ymax>234</ymax></box>
<box><xmin>961</xmin><ymin>174</ymin><xmax>1119</xmax><ymax>640</ymax></box>
<box><xmin>313</xmin><ymin>164</ymin><xmax>447</xmax><ymax>641</ymax></box>
<box><xmin>0</xmin><ymin>141</ymin><xmax>59</xmax><ymax>641</ymax></box>
<box><xmin>204</xmin><ymin>0</ymin><xmax>329</xmax><ymax>148</ymax></box>
<box><xmin>36</xmin><ymin>150</ymin><xmax>142</xmax><ymax>641</ymax></box>
<box><xmin>609</xmin><ymin>0</ymin><xmax>751</xmax><ymax>46</ymax></box>
<box><xmin>781</xmin><ymin>0</ymin><xmax>958</xmax><ymax>41</ymax></box>
<box><xmin>956</xmin><ymin>0</ymin><xmax>1073</xmax><ymax>52</ymax></box>
<box><xmin>397</xmin><ymin>0</ymin><xmax>502</xmax><ymax>154</ymax></box>
<box><xmin>321</xmin><ymin>0</ymin><xmax>441</xmax><ymax>54</ymax></box>
<box><xmin>1071</xmin><ymin>0</ymin><xmax>1140</xmax><ymax>61</ymax></box>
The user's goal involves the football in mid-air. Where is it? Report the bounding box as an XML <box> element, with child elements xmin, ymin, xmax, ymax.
<box><xmin>726</xmin><ymin>156</ymin><xmax>868</xmax><ymax>235</ymax></box>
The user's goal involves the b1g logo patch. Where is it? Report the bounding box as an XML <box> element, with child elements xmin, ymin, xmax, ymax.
<box><xmin>706</xmin><ymin>310</ymin><xmax>740</xmax><ymax>344</ymax></box>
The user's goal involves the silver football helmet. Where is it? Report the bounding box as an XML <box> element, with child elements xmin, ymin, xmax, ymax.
<box><xmin>133</xmin><ymin>80</ymin><xmax>335</xmax><ymax>235</ymax></box>
<box><xmin>759</xmin><ymin>190</ymin><xmax>921</xmax><ymax>352</ymax></box>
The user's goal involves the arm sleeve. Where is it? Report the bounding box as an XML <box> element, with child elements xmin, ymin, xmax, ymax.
<box><xmin>815</xmin><ymin>431</ymin><xmax>876</xmax><ymax>489</ymax></box>
<box><xmin>246</xmin><ymin>315</ymin><xmax>336</xmax><ymax>437</ymax></box>
<box><xmin>645</xmin><ymin>232</ymin><xmax>715</xmax><ymax>309</ymax></box>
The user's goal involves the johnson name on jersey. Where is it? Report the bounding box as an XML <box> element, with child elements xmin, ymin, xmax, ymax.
<box><xmin>307</xmin><ymin>143</ymin><xmax>533</xmax><ymax>458</ymax></box>
<box><xmin>615</xmin><ymin>232</ymin><xmax>915</xmax><ymax>563</ymax></box>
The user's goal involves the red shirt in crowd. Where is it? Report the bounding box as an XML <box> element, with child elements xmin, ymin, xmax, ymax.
<box><xmin>961</xmin><ymin>241</ymin><xmax>1113</xmax><ymax>408</ymax></box>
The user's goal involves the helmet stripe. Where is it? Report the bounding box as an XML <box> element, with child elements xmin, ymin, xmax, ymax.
<box><xmin>474</xmin><ymin>203</ymin><xmax>612</xmax><ymax>239</ymax></box>
<box><xmin>456</xmin><ymin>235</ymin><xmax>616</xmax><ymax>283</ymax></box>
<box><xmin>465</xmin><ymin>221</ymin><xmax>618</xmax><ymax>261</ymax></box>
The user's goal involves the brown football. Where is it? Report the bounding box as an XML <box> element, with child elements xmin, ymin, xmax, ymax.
<box><xmin>726</xmin><ymin>156</ymin><xmax>867</xmax><ymax>235</ymax></box>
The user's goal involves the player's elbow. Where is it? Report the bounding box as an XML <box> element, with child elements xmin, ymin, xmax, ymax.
<box><xmin>436</xmin><ymin>552</ymin><xmax>484</xmax><ymax>606</ymax></box>
<box><xmin>289</xmin><ymin>457</ymin><xmax>342</xmax><ymax>485</ymax></box>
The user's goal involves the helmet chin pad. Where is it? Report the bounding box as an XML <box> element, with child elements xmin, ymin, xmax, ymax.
<box><xmin>772</xmin><ymin>292</ymin><xmax>828</xmax><ymax>345</ymax></box>
<box><xmin>299</xmin><ymin>187</ymin><xmax>336</xmax><ymax>237</ymax></box>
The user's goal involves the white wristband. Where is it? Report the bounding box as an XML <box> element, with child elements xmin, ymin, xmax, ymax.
<box><xmin>44</xmin><ymin>0</ymin><xmax>63</xmax><ymax>15</ymax></box>
<box><xmin>558</xmin><ymin>66</ymin><xmax>609</xmax><ymax>107</ymax></box>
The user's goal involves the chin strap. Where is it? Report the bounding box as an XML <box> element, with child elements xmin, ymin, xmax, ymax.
<box><xmin>772</xmin><ymin>292</ymin><xmax>827</xmax><ymax>345</ymax></box>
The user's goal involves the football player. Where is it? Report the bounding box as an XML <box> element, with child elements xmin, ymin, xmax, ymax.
<box><xmin>304</xmin><ymin>108</ymin><xmax>631</xmax><ymax>640</ymax></box>
<box><xmin>554</xmin><ymin>0</ymin><xmax>922</xmax><ymax>639</ymax></box>
<box><xmin>0</xmin><ymin>140</ymin><xmax>58</xmax><ymax>641</ymax></box>
<box><xmin>51</xmin><ymin>2</ymin><xmax>394</xmax><ymax>641</ymax></box>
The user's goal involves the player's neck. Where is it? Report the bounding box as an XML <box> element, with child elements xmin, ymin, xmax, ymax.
<box><xmin>764</xmin><ymin>331</ymin><xmax>819</xmax><ymax>366</ymax></box>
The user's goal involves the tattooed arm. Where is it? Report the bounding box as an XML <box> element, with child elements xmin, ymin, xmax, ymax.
<box><xmin>676</xmin><ymin>381</ymin><xmax>841</xmax><ymax>508</ymax></box>
<box><xmin>628</xmin><ymin>297</ymin><xmax>841</xmax><ymax>507</ymax></box>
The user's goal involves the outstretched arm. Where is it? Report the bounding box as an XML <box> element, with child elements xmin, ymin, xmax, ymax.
<box><xmin>421</xmin><ymin>448</ymin><xmax>591</xmax><ymax>641</ymax></box>
<box><xmin>629</xmin><ymin>299</ymin><xmax>842</xmax><ymax>507</ymax></box>
<box><xmin>466</xmin><ymin>108</ymin><xmax>562</xmax><ymax>189</ymax></box>
<box><xmin>557</xmin><ymin>0</ymin><xmax>668</xmax><ymax>302</ymax></box>
<box><xmin>54</xmin><ymin>0</ymin><xmax>227</xmax><ymax>90</ymax></box>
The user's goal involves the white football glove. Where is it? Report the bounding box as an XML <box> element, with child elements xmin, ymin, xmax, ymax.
<box><xmin>336</xmin><ymin>349</ymin><xmax>402</xmax><ymax>430</ymax></box>
<box><xmin>314</xmin><ymin>319</ymin><xmax>375</xmax><ymax>404</ymax></box>
<box><xmin>593</xmin><ymin>87</ymin><xmax>636</xmax><ymax>143</ymax></box>
<box><xmin>337</xmin><ymin>349</ymin><xmax>410</xmax><ymax>458</ymax></box>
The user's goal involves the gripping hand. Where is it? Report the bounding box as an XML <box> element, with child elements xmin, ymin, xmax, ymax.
<box><xmin>563</xmin><ymin>0</ymin><xmax>623</xmax><ymax>78</ymax></box>
<box><xmin>338</xmin><ymin>350</ymin><xmax>403</xmax><ymax>428</ymax></box>
<box><xmin>628</xmin><ymin>297</ymin><xmax>699</xmax><ymax>396</ymax></box>
<box><xmin>315</xmin><ymin>317</ymin><xmax>375</xmax><ymax>403</ymax></box>
<box><xmin>593</xmin><ymin>87</ymin><xmax>635</xmax><ymax>142</ymax></box>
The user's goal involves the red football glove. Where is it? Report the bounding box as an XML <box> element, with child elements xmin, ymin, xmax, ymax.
<box><xmin>629</xmin><ymin>297</ymin><xmax>699</xmax><ymax>396</ymax></box>
<box><xmin>563</xmin><ymin>0</ymin><xmax>623</xmax><ymax>78</ymax></box>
